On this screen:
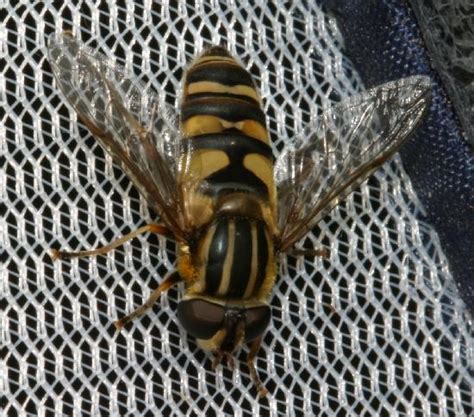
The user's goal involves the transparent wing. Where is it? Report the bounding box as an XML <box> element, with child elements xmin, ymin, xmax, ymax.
<box><xmin>275</xmin><ymin>76</ymin><xmax>431</xmax><ymax>252</ymax></box>
<box><xmin>48</xmin><ymin>33</ymin><xmax>187</xmax><ymax>240</ymax></box>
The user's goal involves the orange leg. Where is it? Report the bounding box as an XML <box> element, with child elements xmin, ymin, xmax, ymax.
<box><xmin>50</xmin><ymin>223</ymin><xmax>171</xmax><ymax>260</ymax></box>
<box><xmin>115</xmin><ymin>271</ymin><xmax>181</xmax><ymax>329</ymax></box>
<box><xmin>247</xmin><ymin>336</ymin><xmax>268</xmax><ymax>397</ymax></box>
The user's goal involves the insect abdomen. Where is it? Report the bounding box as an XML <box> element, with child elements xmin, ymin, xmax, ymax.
<box><xmin>180</xmin><ymin>46</ymin><xmax>276</xmax><ymax>210</ymax></box>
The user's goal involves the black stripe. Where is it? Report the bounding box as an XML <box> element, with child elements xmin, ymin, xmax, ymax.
<box><xmin>192</xmin><ymin>58</ymin><xmax>232</xmax><ymax>69</ymax></box>
<box><xmin>203</xmin><ymin>170</ymin><xmax>268</xmax><ymax>198</ymax></box>
<box><xmin>181</xmin><ymin>97</ymin><xmax>266</xmax><ymax>125</ymax></box>
<box><xmin>255</xmin><ymin>222</ymin><xmax>268</xmax><ymax>291</ymax></box>
<box><xmin>182</xmin><ymin>133</ymin><xmax>273</xmax><ymax>198</ymax></box>
<box><xmin>181</xmin><ymin>133</ymin><xmax>273</xmax><ymax>160</ymax></box>
<box><xmin>205</xmin><ymin>221</ymin><xmax>228</xmax><ymax>294</ymax></box>
<box><xmin>187</xmin><ymin>62</ymin><xmax>254</xmax><ymax>87</ymax></box>
<box><xmin>228</xmin><ymin>218</ymin><xmax>253</xmax><ymax>298</ymax></box>
<box><xmin>186</xmin><ymin>91</ymin><xmax>260</xmax><ymax>106</ymax></box>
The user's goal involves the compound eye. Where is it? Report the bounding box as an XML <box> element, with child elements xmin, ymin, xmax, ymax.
<box><xmin>244</xmin><ymin>305</ymin><xmax>271</xmax><ymax>342</ymax></box>
<box><xmin>177</xmin><ymin>299</ymin><xmax>226</xmax><ymax>340</ymax></box>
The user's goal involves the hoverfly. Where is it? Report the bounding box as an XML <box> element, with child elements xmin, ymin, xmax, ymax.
<box><xmin>48</xmin><ymin>32</ymin><xmax>430</xmax><ymax>396</ymax></box>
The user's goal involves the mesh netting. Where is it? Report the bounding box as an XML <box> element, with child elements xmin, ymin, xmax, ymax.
<box><xmin>2</xmin><ymin>1</ymin><xmax>472</xmax><ymax>416</ymax></box>
<box><xmin>324</xmin><ymin>0</ymin><xmax>474</xmax><ymax>310</ymax></box>
<box><xmin>409</xmin><ymin>0</ymin><xmax>474</xmax><ymax>148</ymax></box>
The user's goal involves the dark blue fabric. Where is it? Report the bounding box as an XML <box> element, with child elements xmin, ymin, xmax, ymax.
<box><xmin>321</xmin><ymin>0</ymin><xmax>473</xmax><ymax>310</ymax></box>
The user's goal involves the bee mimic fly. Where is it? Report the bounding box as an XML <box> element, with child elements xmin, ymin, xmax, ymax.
<box><xmin>48</xmin><ymin>33</ymin><xmax>430</xmax><ymax>396</ymax></box>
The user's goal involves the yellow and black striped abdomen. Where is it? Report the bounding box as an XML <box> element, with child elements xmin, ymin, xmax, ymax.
<box><xmin>179</xmin><ymin>46</ymin><xmax>276</xmax><ymax>229</ymax></box>
<box><xmin>181</xmin><ymin>47</ymin><xmax>268</xmax><ymax>142</ymax></box>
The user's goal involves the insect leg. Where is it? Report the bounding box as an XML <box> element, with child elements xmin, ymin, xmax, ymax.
<box><xmin>114</xmin><ymin>270</ymin><xmax>181</xmax><ymax>329</ymax></box>
<box><xmin>247</xmin><ymin>336</ymin><xmax>268</xmax><ymax>397</ymax></box>
<box><xmin>50</xmin><ymin>223</ymin><xmax>172</xmax><ymax>260</ymax></box>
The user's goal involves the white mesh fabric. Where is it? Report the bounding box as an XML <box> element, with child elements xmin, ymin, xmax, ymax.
<box><xmin>2</xmin><ymin>1</ymin><xmax>472</xmax><ymax>416</ymax></box>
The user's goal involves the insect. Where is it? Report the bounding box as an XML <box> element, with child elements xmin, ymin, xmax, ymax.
<box><xmin>48</xmin><ymin>32</ymin><xmax>430</xmax><ymax>396</ymax></box>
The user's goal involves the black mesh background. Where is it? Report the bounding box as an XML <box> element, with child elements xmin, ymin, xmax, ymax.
<box><xmin>410</xmin><ymin>0</ymin><xmax>474</xmax><ymax>149</ymax></box>
<box><xmin>322</xmin><ymin>0</ymin><xmax>474</xmax><ymax>311</ymax></box>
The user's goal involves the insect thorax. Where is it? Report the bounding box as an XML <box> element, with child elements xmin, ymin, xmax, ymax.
<box><xmin>196</xmin><ymin>214</ymin><xmax>275</xmax><ymax>300</ymax></box>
